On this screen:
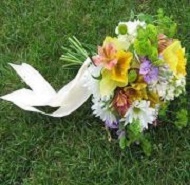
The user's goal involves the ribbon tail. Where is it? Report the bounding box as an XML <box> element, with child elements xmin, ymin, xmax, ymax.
<box><xmin>48</xmin><ymin>57</ymin><xmax>92</xmax><ymax>117</ymax></box>
<box><xmin>1</xmin><ymin>88</ymin><xmax>49</xmax><ymax>113</ymax></box>
<box><xmin>0</xmin><ymin>62</ymin><xmax>57</xmax><ymax>111</ymax></box>
<box><xmin>1</xmin><ymin>58</ymin><xmax>92</xmax><ymax>117</ymax></box>
<box><xmin>8</xmin><ymin>63</ymin><xmax>57</xmax><ymax>98</ymax></box>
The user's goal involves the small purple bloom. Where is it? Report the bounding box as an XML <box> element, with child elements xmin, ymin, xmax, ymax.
<box><xmin>144</xmin><ymin>66</ymin><xmax>159</xmax><ymax>83</ymax></box>
<box><xmin>105</xmin><ymin>120</ymin><xmax>119</xmax><ymax>129</ymax></box>
<box><xmin>139</xmin><ymin>59</ymin><xmax>159</xmax><ymax>84</ymax></box>
<box><xmin>139</xmin><ymin>59</ymin><xmax>151</xmax><ymax>75</ymax></box>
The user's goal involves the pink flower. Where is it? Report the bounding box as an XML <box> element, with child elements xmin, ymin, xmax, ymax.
<box><xmin>112</xmin><ymin>88</ymin><xmax>131</xmax><ymax>116</ymax></box>
<box><xmin>92</xmin><ymin>43</ymin><xmax>117</xmax><ymax>70</ymax></box>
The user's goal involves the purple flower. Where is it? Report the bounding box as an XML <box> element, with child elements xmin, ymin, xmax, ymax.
<box><xmin>139</xmin><ymin>59</ymin><xmax>151</xmax><ymax>75</ymax></box>
<box><xmin>105</xmin><ymin>120</ymin><xmax>119</xmax><ymax>129</ymax></box>
<box><xmin>139</xmin><ymin>59</ymin><xmax>159</xmax><ymax>84</ymax></box>
<box><xmin>144</xmin><ymin>67</ymin><xmax>159</xmax><ymax>83</ymax></box>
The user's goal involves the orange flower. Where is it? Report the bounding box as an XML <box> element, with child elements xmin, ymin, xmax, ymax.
<box><xmin>158</xmin><ymin>34</ymin><xmax>173</xmax><ymax>53</ymax></box>
<box><xmin>92</xmin><ymin>36</ymin><xmax>132</xmax><ymax>70</ymax></box>
<box><xmin>112</xmin><ymin>88</ymin><xmax>131</xmax><ymax>116</ymax></box>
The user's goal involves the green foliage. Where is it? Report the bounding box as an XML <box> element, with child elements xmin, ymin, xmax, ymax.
<box><xmin>137</xmin><ymin>13</ymin><xmax>154</xmax><ymax>24</ymax></box>
<box><xmin>128</xmin><ymin>119</ymin><xmax>142</xmax><ymax>137</ymax></box>
<box><xmin>119</xmin><ymin>134</ymin><xmax>127</xmax><ymax>149</ymax></box>
<box><xmin>158</xmin><ymin>103</ymin><xmax>169</xmax><ymax>120</ymax></box>
<box><xmin>134</xmin><ymin>38</ymin><xmax>151</xmax><ymax>56</ymax></box>
<box><xmin>119</xmin><ymin>120</ymin><xmax>152</xmax><ymax>156</ymax></box>
<box><xmin>152</xmin><ymin>58</ymin><xmax>164</xmax><ymax>66</ymax></box>
<box><xmin>134</xmin><ymin>24</ymin><xmax>158</xmax><ymax>61</ymax></box>
<box><xmin>128</xmin><ymin>69</ymin><xmax>137</xmax><ymax>83</ymax></box>
<box><xmin>92</xmin><ymin>73</ymin><xmax>102</xmax><ymax>80</ymax></box>
<box><xmin>156</xmin><ymin>8</ymin><xmax>177</xmax><ymax>37</ymax></box>
<box><xmin>136</xmin><ymin>9</ymin><xmax>177</xmax><ymax>38</ymax></box>
<box><xmin>60</xmin><ymin>37</ymin><xmax>92</xmax><ymax>68</ymax></box>
<box><xmin>129</xmin><ymin>10</ymin><xmax>135</xmax><ymax>20</ymax></box>
<box><xmin>174</xmin><ymin>109</ymin><xmax>188</xmax><ymax>129</ymax></box>
<box><xmin>140</xmin><ymin>137</ymin><xmax>152</xmax><ymax>157</ymax></box>
<box><xmin>146</xmin><ymin>24</ymin><xmax>158</xmax><ymax>43</ymax></box>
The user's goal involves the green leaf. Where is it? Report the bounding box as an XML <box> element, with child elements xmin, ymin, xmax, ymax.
<box><xmin>130</xmin><ymin>10</ymin><xmax>135</xmax><ymax>20</ymax></box>
<box><xmin>136</xmin><ymin>27</ymin><xmax>147</xmax><ymax>40</ymax></box>
<box><xmin>174</xmin><ymin>109</ymin><xmax>188</xmax><ymax>129</ymax></box>
<box><xmin>137</xmin><ymin>13</ymin><xmax>154</xmax><ymax>24</ymax></box>
<box><xmin>92</xmin><ymin>73</ymin><xmax>102</xmax><ymax>80</ymax></box>
<box><xmin>140</xmin><ymin>137</ymin><xmax>152</xmax><ymax>156</ymax></box>
<box><xmin>156</xmin><ymin>9</ymin><xmax>177</xmax><ymax>37</ymax></box>
<box><xmin>124</xmin><ymin>120</ymin><xmax>153</xmax><ymax>156</ymax></box>
<box><xmin>158</xmin><ymin>103</ymin><xmax>169</xmax><ymax>120</ymax></box>
<box><xmin>152</xmin><ymin>59</ymin><xmax>164</xmax><ymax>66</ymax></box>
<box><xmin>146</xmin><ymin>24</ymin><xmax>158</xmax><ymax>41</ymax></box>
<box><xmin>128</xmin><ymin>119</ymin><xmax>142</xmax><ymax>137</ymax></box>
<box><xmin>149</xmin><ymin>47</ymin><xmax>158</xmax><ymax>61</ymax></box>
<box><xmin>134</xmin><ymin>24</ymin><xmax>159</xmax><ymax>61</ymax></box>
<box><xmin>128</xmin><ymin>69</ymin><xmax>137</xmax><ymax>83</ymax></box>
<box><xmin>119</xmin><ymin>136</ymin><xmax>127</xmax><ymax>149</ymax></box>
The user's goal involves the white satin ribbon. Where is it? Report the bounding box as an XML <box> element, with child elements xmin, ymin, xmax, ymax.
<box><xmin>1</xmin><ymin>58</ymin><xmax>92</xmax><ymax>117</ymax></box>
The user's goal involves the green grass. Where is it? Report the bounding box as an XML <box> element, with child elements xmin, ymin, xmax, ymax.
<box><xmin>0</xmin><ymin>0</ymin><xmax>190</xmax><ymax>184</ymax></box>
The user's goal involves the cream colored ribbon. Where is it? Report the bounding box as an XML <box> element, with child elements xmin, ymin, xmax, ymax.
<box><xmin>1</xmin><ymin>58</ymin><xmax>92</xmax><ymax>117</ymax></box>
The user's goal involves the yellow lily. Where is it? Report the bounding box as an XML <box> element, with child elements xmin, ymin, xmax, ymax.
<box><xmin>162</xmin><ymin>40</ymin><xmax>187</xmax><ymax>77</ymax></box>
<box><xmin>103</xmin><ymin>36</ymin><xmax>128</xmax><ymax>51</ymax></box>
<box><xmin>100</xmin><ymin>50</ymin><xmax>133</xmax><ymax>96</ymax></box>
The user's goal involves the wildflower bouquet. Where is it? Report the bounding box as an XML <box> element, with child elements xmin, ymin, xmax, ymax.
<box><xmin>1</xmin><ymin>10</ymin><xmax>187</xmax><ymax>155</ymax></box>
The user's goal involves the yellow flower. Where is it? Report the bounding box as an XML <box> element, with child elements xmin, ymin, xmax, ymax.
<box><xmin>111</xmin><ymin>50</ymin><xmax>132</xmax><ymax>83</ymax></box>
<box><xmin>147</xmin><ymin>91</ymin><xmax>160</xmax><ymax>107</ymax></box>
<box><xmin>131</xmin><ymin>81</ymin><xmax>148</xmax><ymax>100</ymax></box>
<box><xmin>103</xmin><ymin>37</ymin><xmax>127</xmax><ymax>51</ymax></box>
<box><xmin>92</xmin><ymin>37</ymin><xmax>130</xmax><ymax>70</ymax></box>
<box><xmin>162</xmin><ymin>40</ymin><xmax>187</xmax><ymax>77</ymax></box>
<box><xmin>128</xmin><ymin>76</ymin><xmax>148</xmax><ymax>101</ymax></box>
<box><xmin>127</xmin><ymin>75</ymin><xmax>160</xmax><ymax>107</ymax></box>
<box><xmin>100</xmin><ymin>50</ymin><xmax>133</xmax><ymax>96</ymax></box>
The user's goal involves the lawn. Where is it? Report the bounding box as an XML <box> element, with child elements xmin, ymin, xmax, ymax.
<box><xmin>0</xmin><ymin>0</ymin><xmax>190</xmax><ymax>184</ymax></box>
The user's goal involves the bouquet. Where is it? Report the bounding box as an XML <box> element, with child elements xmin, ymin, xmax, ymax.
<box><xmin>1</xmin><ymin>10</ymin><xmax>187</xmax><ymax>155</ymax></box>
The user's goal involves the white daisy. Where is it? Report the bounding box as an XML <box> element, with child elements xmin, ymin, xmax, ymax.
<box><xmin>115</xmin><ymin>20</ymin><xmax>146</xmax><ymax>36</ymax></box>
<box><xmin>123</xmin><ymin>100</ymin><xmax>157</xmax><ymax>130</ymax></box>
<box><xmin>173</xmin><ymin>77</ymin><xmax>186</xmax><ymax>97</ymax></box>
<box><xmin>149</xmin><ymin>77</ymin><xmax>186</xmax><ymax>101</ymax></box>
<box><xmin>115</xmin><ymin>20</ymin><xmax>146</xmax><ymax>50</ymax></box>
<box><xmin>91</xmin><ymin>98</ymin><xmax>118</xmax><ymax>128</ymax></box>
<box><xmin>148</xmin><ymin>64</ymin><xmax>178</xmax><ymax>101</ymax></box>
